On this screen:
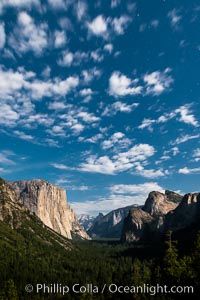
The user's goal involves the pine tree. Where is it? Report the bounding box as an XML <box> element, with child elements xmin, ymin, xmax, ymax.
<box><xmin>163</xmin><ymin>231</ymin><xmax>181</xmax><ymax>283</ymax></box>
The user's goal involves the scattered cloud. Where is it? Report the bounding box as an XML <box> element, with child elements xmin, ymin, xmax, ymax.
<box><xmin>144</xmin><ymin>68</ymin><xmax>173</xmax><ymax>96</ymax></box>
<box><xmin>79</xmin><ymin>144</ymin><xmax>155</xmax><ymax>175</ymax></box>
<box><xmin>112</xmin><ymin>15</ymin><xmax>132</xmax><ymax>35</ymax></box>
<box><xmin>110</xmin><ymin>182</ymin><xmax>164</xmax><ymax>195</ymax></box>
<box><xmin>74</xmin><ymin>1</ymin><xmax>88</xmax><ymax>21</ymax></box>
<box><xmin>81</xmin><ymin>68</ymin><xmax>102</xmax><ymax>84</ymax></box>
<box><xmin>0</xmin><ymin>0</ymin><xmax>40</xmax><ymax>13</ymax></box>
<box><xmin>103</xmin><ymin>101</ymin><xmax>139</xmax><ymax>116</ymax></box>
<box><xmin>51</xmin><ymin>163</ymin><xmax>71</xmax><ymax>170</ymax></box>
<box><xmin>88</xmin><ymin>15</ymin><xmax>108</xmax><ymax>37</ymax></box>
<box><xmin>54</xmin><ymin>30</ymin><xmax>67</xmax><ymax>48</ymax></box>
<box><xmin>109</xmin><ymin>71</ymin><xmax>142</xmax><ymax>97</ymax></box>
<box><xmin>71</xmin><ymin>181</ymin><xmax>164</xmax><ymax>215</ymax></box>
<box><xmin>48</xmin><ymin>101</ymin><xmax>67</xmax><ymax>110</ymax></box>
<box><xmin>101</xmin><ymin>132</ymin><xmax>131</xmax><ymax>150</ymax></box>
<box><xmin>0</xmin><ymin>23</ymin><xmax>6</xmax><ymax>49</ymax></box>
<box><xmin>0</xmin><ymin>150</ymin><xmax>16</xmax><ymax>166</ymax></box>
<box><xmin>175</xmin><ymin>105</ymin><xmax>199</xmax><ymax>127</ymax></box>
<box><xmin>139</xmin><ymin>104</ymin><xmax>198</xmax><ymax>130</ymax></box>
<box><xmin>9</xmin><ymin>11</ymin><xmax>48</xmax><ymax>56</ymax></box>
<box><xmin>193</xmin><ymin>148</ymin><xmax>200</xmax><ymax>162</ymax></box>
<box><xmin>48</xmin><ymin>0</ymin><xmax>68</xmax><ymax>10</ymax></box>
<box><xmin>0</xmin><ymin>66</ymin><xmax>79</xmax><ymax>102</ymax></box>
<box><xmin>171</xmin><ymin>134</ymin><xmax>200</xmax><ymax>145</ymax></box>
<box><xmin>178</xmin><ymin>167</ymin><xmax>200</xmax><ymax>174</ymax></box>
<box><xmin>111</xmin><ymin>0</ymin><xmax>121</xmax><ymax>9</ymax></box>
<box><xmin>168</xmin><ymin>9</ymin><xmax>182</xmax><ymax>29</ymax></box>
<box><xmin>104</xmin><ymin>43</ymin><xmax>113</xmax><ymax>53</ymax></box>
<box><xmin>13</xmin><ymin>130</ymin><xmax>34</xmax><ymax>141</ymax></box>
<box><xmin>68</xmin><ymin>185</ymin><xmax>89</xmax><ymax>191</ymax></box>
<box><xmin>134</xmin><ymin>163</ymin><xmax>169</xmax><ymax>178</ymax></box>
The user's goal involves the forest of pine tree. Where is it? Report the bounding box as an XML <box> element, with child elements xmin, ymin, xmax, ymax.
<box><xmin>0</xmin><ymin>218</ymin><xmax>199</xmax><ymax>300</ymax></box>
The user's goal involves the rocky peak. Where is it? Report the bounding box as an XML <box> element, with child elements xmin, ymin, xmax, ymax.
<box><xmin>181</xmin><ymin>193</ymin><xmax>200</xmax><ymax>205</ymax></box>
<box><xmin>9</xmin><ymin>179</ymin><xmax>90</xmax><ymax>240</ymax></box>
<box><xmin>0</xmin><ymin>178</ymin><xmax>27</xmax><ymax>228</ymax></box>
<box><xmin>143</xmin><ymin>191</ymin><xmax>178</xmax><ymax>217</ymax></box>
<box><xmin>164</xmin><ymin>193</ymin><xmax>200</xmax><ymax>232</ymax></box>
<box><xmin>121</xmin><ymin>208</ymin><xmax>153</xmax><ymax>242</ymax></box>
<box><xmin>165</xmin><ymin>190</ymin><xmax>183</xmax><ymax>203</ymax></box>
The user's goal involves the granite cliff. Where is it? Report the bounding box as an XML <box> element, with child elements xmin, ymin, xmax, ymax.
<box><xmin>164</xmin><ymin>193</ymin><xmax>200</xmax><ymax>232</ymax></box>
<box><xmin>121</xmin><ymin>190</ymin><xmax>182</xmax><ymax>242</ymax></box>
<box><xmin>9</xmin><ymin>179</ymin><xmax>90</xmax><ymax>240</ymax></box>
<box><xmin>0</xmin><ymin>178</ymin><xmax>72</xmax><ymax>249</ymax></box>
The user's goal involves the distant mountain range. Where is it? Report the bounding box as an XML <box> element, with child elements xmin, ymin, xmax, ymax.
<box><xmin>79</xmin><ymin>190</ymin><xmax>184</xmax><ymax>240</ymax></box>
<box><xmin>78</xmin><ymin>213</ymin><xmax>104</xmax><ymax>231</ymax></box>
<box><xmin>1</xmin><ymin>176</ymin><xmax>200</xmax><ymax>245</ymax></box>
<box><xmin>86</xmin><ymin>205</ymin><xmax>140</xmax><ymax>239</ymax></box>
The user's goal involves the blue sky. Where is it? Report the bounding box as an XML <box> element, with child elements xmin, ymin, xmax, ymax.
<box><xmin>0</xmin><ymin>0</ymin><xmax>199</xmax><ymax>215</ymax></box>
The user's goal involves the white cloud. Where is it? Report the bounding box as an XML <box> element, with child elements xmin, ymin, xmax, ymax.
<box><xmin>91</xmin><ymin>49</ymin><xmax>104</xmax><ymax>62</ymax></box>
<box><xmin>69</xmin><ymin>185</ymin><xmax>89</xmax><ymax>191</ymax></box>
<box><xmin>171</xmin><ymin>134</ymin><xmax>200</xmax><ymax>145</ymax></box>
<box><xmin>193</xmin><ymin>148</ymin><xmax>200</xmax><ymax>162</ymax></box>
<box><xmin>58</xmin><ymin>51</ymin><xmax>74</xmax><ymax>66</ymax></box>
<box><xmin>44</xmin><ymin>138</ymin><xmax>60</xmax><ymax>148</ymax></box>
<box><xmin>0</xmin><ymin>151</ymin><xmax>16</xmax><ymax>166</ymax></box>
<box><xmin>13</xmin><ymin>130</ymin><xmax>34</xmax><ymax>141</ymax></box>
<box><xmin>48</xmin><ymin>101</ymin><xmax>67</xmax><ymax>110</ymax></box>
<box><xmin>112</xmin><ymin>15</ymin><xmax>132</xmax><ymax>35</ymax></box>
<box><xmin>110</xmin><ymin>182</ymin><xmax>164</xmax><ymax>195</ymax></box>
<box><xmin>111</xmin><ymin>0</ymin><xmax>121</xmax><ymax>8</ymax></box>
<box><xmin>77</xmin><ymin>112</ymin><xmax>100</xmax><ymax>123</ymax></box>
<box><xmin>0</xmin><ymin>104</ymin><xmax>19</xmax><ymax>126</ymax></box>
<box><xmin>0</xmin><ymin>66</ymin><xmax>79</xmax><ymax>130</ymax></box>
<box><xmin>151</xmin><ymin>20</ymin><xmax>159</xmax><ymax>28</ymax></box>
<box><xmin>74</xmin><ymin>1</ymin><xmax>88</xmax><ymax>21</ymax></box>
<box><xmin>144</xmin><ymin>68</ymin><xmax>173</xmax><ymax>95</ymax></box>
<box><xmin>41</xmin><ymin>66</ymin><xmax>51</xmax><ymax>78</ymax></box>
<box><xmin>9</xmin><ymin>12</ymin><xmax>48</xmax><ymax>56</ymax></box>
<box><xmin>139</xmin><ymin>104</ymin><xmax>198</xmax><ymax>130</ymax></box>
<box><xmin>178</xmin><ymin>167</ymin><xmax>200</xmax><ymax>175</ymax></box>
<box><xmin>109</xmin><ymin>71</ymin><xmax>142</xmax><ymax>97</ymax></box>
<box><xmin>134</xmin><ymin>163</ymin><xmax>168</xmax><ymax>178</ymax></box>
<box><xmin>46</xmin><ymin>125</ymin><xmax>66</xmax><ymax>137</ymax></box>
<box><xmin>70</xmin><ymin>195</ymin><xmax>138</xmax><ymax>215</ymax></box>
<box><xmin>168</xmin><ymin>9</ymin><xmax>182</xmax><ymax>28</ymax></box>
<box><xmin>88</xmin><ymin>15</ymin><xmax>108</xmax><ymax>36</ymax></box>
<box><xmin>0</xmin><ymin>23</ymin><xmax>6</xmax><ymax>49</ymax></box>
<box><xmin>81</xmin><ymin>68</ymin><xmax>102</xmax><ymax>84</ymax></box>
<box><xmin>84</xmin><ymin>133</ymin><xmax>104</xmax><ymax>144</ymax></box>
<box><xmin>175</xmin><ymin>105</ymin><xmax>199</xmax><ymax>127</ymax></box>
<box><xmin>58</xmin><ymin>106</ymin><xmax>99</xmax><ymax>135</ymax></box>
<box><xmin>104</xmin><ymin>43</ymin><xmax>113</xmax><ymax>53</ymax></box>
<box><xmin>138</xmin><ymin>119</ymin><xmax>156</xmax><ymax>130</ymax></box>
<box><xmin>101</xmin><ymin>132</ymin><xmax>131</xmax><ymax>150</ymax></box>
<box><xmin>54</xmin><ymin>30</ymin><xmax>67</xmax><ymax>48</ymax></box>
<box><xmin>0</xmin><ymin>0</ymin><xmax>40</xmax><ymax>13</ymax></box>
<box><xmin>80</xmin><ymin>88</ymin><xmax>93</xmax><ymax>97</ymax></box>
<box><xmin>103</xmin><ymin>101</ymin><xmax>139</xmax><ymax>116</ymax></box>
<box><xmin>51</xmin><ymin>163</ymin><xmax>70</xmax><ymax>170</ymax></box>
<box><xmin>58</xmin><ymin>50</ymin><xmax>92</xmax><ymax>67</ymax></box>
<box><xmin>71</xmin><ymin>182</ymin><xmax>164</xmax><ymax>215</ymax></box>
<box><xmin>79</xmin><ymin>144</ymin><xmax>155</xmax><ymax>175</ymax></box>
<box><xmin>48</xmin><ymin>0</ymin><xmax>68</xmax><ymax>10</ymax></box>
